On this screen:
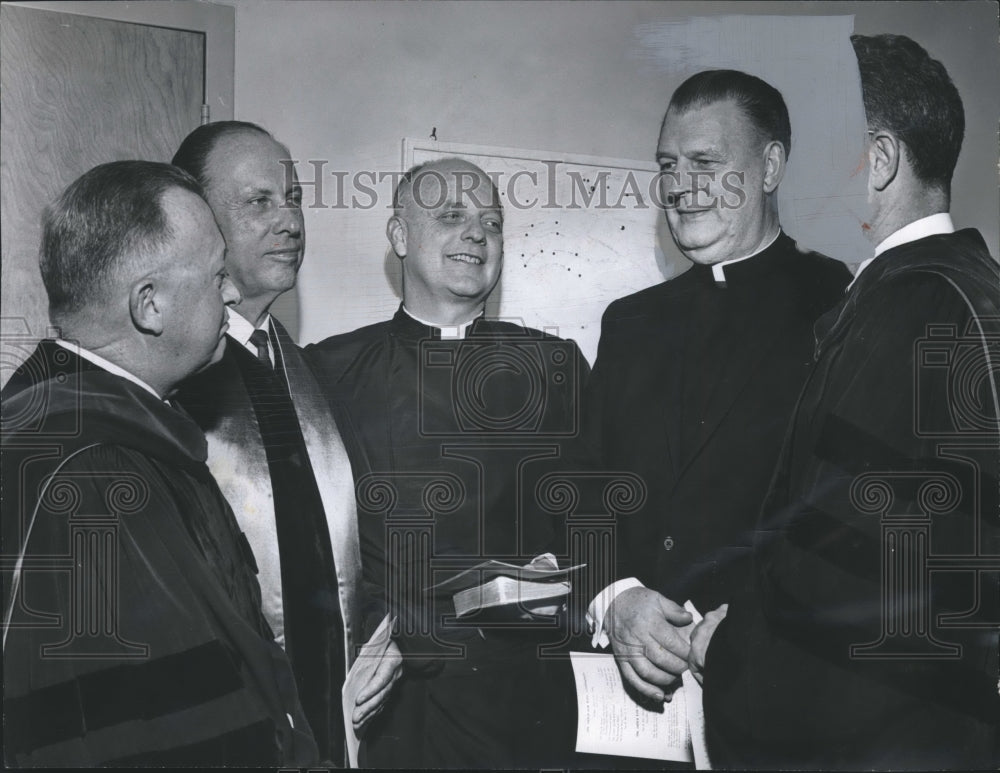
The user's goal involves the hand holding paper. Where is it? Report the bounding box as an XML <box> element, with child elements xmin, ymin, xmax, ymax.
<box><xmin>352</xmin><ymin>638</ymin><xmax>402</xmax><ymax>730</ymax></box>
<box><xmin>342</xmin><ymin>615</ymin><xmax>400</xmax><ymax>767</ymax></box>
<box><xmin>606</xmin><ymin>586</ymin><xmax>693</xmax><ymax>703</ymax></box>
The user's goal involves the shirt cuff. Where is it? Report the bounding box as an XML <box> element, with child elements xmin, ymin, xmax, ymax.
<box><xmin>586</xmin><ymin>577</ymin><xmax>644</xmax><ymax>649</ymax></box>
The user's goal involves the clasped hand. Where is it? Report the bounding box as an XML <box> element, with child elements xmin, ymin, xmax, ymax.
<box><xmin>606</xmin><ymin>586</ymin><xmax>693</xmax><ymax>704</ymax></box>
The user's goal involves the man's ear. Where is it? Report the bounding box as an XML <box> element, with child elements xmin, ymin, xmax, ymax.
<box><xmin>762</xmin><ymin>140</ymin><xmax>786</xmax><ymax>194</ymax></box>
<box><xmin>386</xmin><ymin>215</ymin><xmax>407</xmax><ymax>258</ymax></box>
<box><xmin>129</xmin><ymin>278</ymin><xmax>163</xmax><ymax>335</ymax></box>
<box><xmin>868</xmin><ymin>131</ymin><xmax>900</xmax><ymax>192</ymax></box>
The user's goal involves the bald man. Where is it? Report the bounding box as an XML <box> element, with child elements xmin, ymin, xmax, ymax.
<box><xmin>172</xmin><ymin>122</ymin><xmax>398</xmax><ymax>766</ymax></box>
<box><xmin>306</xmin><ymin>159</ymin><xmax>588</xmax><ymax>767</ymax></box>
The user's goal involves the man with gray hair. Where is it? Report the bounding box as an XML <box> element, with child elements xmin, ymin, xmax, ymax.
<box><xmin>2</xmin><ymin>161</ymin><xmax>318</xmax><ymax>766</ymax></box>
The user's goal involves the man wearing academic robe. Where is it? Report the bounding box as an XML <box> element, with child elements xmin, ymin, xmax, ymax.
<box><xmin>690</xmin><ymin>35</ymin><xmax>1000</xmax><ymax>769</ymax></box>
<box><xmin>2</xmin><ymin>161</ymin><xmax>317</xmax><ymax>766</ymax></box>
<box><xmin>583</xmin><ymin>70</ymin><xmax>851</xmax><ymax>706</ymax></box>
<box><xmin>171</xmin><ymin>122</ymin><xmax>399</xmax><ymax>765</ymax></box>
<box><xmin>306</xmin><ymin>159</ymin><xmax>588</xmax><ymax>768</ymax></box>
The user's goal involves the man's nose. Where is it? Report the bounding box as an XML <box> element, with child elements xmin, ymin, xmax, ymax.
<box><xmin>272</xmin><ymin>205</ymin><xmax>303</xmax><ymax>237</ymax></box>
<box><xmin>462</xmin><ymin>218</ymin><xmax>486</xmax><ymax>244</ymax></box>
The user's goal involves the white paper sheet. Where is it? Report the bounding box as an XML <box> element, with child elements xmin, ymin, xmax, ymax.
<box><xmin>682</xmin><ymin>601</ymin><xmax>712</xmax><ymax>770</ymax></box>
<box><xmin>570</xmin><ymin>599</ymin><xmax>711</xmax><ymax>766</ymax></box>
<box><xmin>570</xmin><ymin>651</ymin><xmax>692</xmax><ymax>762</ymax></box>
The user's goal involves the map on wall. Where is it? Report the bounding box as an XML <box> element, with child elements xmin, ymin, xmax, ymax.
<box><xmin>406</xmin><ymin>138</ymin><xmax>689</xmax><ymax>365</ymax></box>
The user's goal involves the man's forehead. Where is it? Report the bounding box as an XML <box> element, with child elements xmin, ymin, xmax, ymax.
<box><xmin>658</xmin><ymin>101</ymin><xmax>747</xmax><ymax>148</ymax></box>
<box><xmin>207</xmin><ymin>132</ymin><xmax>293</xmax><ymax>185</ymax></box>
<box><xmin>409</xmin><ymin>164</ymin><xmax>500</xmax><ymax>207</ymax></box>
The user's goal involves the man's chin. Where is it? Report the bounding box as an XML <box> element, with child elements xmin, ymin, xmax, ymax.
<box><xmin>194</xmin><ymin>339</ymin><xmax>228</xmax><ymax>374</ymax></box>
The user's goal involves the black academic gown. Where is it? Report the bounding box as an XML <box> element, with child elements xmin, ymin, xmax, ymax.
<box><xmin>704</xmin><ymin>229</ymin><xmax>1000</xmax><ymax>769</ymax></box>
<box><xmin>306</xmin><ymin>308</ymin><xmax>589</xmax><ymax>768</ymax></box>
<box><xmin>175</xmin><ymin>319</ymin><xmax>360</xmax><ymax>766</ymax></box>
<box><xmin>1</xmin><ymin>342</ymin><xmax>317</xmax><ymax>767</ymax></box>
<box><xmin>585</xmin><ymin>232</ymin><xmax>851</xmax><ymax>611</ymax></box>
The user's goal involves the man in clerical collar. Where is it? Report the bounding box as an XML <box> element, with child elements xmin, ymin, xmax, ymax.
<box><xmin>689</xmin><ymin>35</ymin><xmax>999</xmax><ymax>769</ymax></box>
<box><xmin>583</xmin><ymin>69</ymin><xmax>851</xmax><ymax>707</ymax></box>
<box><xmin>171</xmin><ymin>122</ymin><xmax>399</xmax><ymax>767</ymax></box>
<box><xmin>306</xmin><ymin>158</ymin><xmax>587</xmax><ymax>768</ymax></box>
<box><xmin>2</xmin><ymin>161</ymin><xmax>320</xmax><ymax>766</ymax></box>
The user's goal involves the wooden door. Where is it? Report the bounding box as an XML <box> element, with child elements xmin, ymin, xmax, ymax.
<box><xmin>1</xmin><ymin>4</ymin><xmax>204</xmax><ymax>384</ymax></box>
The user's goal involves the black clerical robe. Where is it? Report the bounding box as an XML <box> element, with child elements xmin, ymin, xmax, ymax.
<box><xmin>585</xmin><ymin>232</ymin><xmax>851</xmax><ymax>610</ymax></box>
<box><xmin>1</xmin><ymin>341</ymin><xmax>317</xmax><ymax>767</ymax></box>
<box><xmin>704</xmin><ymin>229</ymin><xmax>1000</xmax><ymax>769</ymax></box>
<box><xmin>306</xmin><ymin>308</ymin><xmax>589</xmax><ymax>768</ymax></box>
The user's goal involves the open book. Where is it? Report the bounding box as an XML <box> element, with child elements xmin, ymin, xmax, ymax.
<box><xmin>453</xmin><ymin>576</ymin><xmax>571</xmax><ymax>617</ymax></box>
<box><xmin>425</xmin><ymin>556</ymin><xmax>584</xmax><ymax>618</ymax></box>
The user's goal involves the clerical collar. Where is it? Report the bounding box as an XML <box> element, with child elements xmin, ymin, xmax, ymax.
<box><xmin>402</xmin><ymin>306</ymin><xmax>482</xmax><ymax>340</ymax></box>
<box><xmin>227</xmin><ymin>308</ymin><xmax>274</xmax><ymax>359</ymax></box>
<box><xmin>848</xmin><ymin>213</ymin><xmax>954</xmax><ymax>290</ymax></box>
<box><xmin>710</xmin><ymin>229</ymin><xmax>782</xmax><ymax>285</ymax></box>
<box><xmin>54</xmin><ymin>338</ymin><xmax>163</xmax><ymax>400</ymax></box>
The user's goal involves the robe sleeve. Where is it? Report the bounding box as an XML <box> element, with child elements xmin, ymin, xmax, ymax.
<box><xmin>3</xmin><ymin>444</ymin><xmax>315</xmax><ymax>767</ymax></box>
<box><xmin>703</xmin><ymin>273</ymin><xmax>1000</xmax><ymax>769</ymax></box>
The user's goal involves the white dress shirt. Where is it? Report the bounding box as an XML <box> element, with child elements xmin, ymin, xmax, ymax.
<box><xmin>226</xmin><ymin>308</ymin><xmax>274</xmax><ymax>365</ymax></box>
<box><xmin>848</xmin><ymin>213</ymin><xmax>955</xmax><ymax>290</ymax></box>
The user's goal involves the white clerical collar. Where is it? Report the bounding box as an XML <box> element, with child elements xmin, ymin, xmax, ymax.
<box><xmin>402</xmin><ymin>306</ymin><xmax>481</xmax><ymax>340</ymax></box>
<box><xmin>54</xmin><ymin>339</ymin><xmax>163</xmax><ymax>400</ymax></box>
<box><xmin>849</xmin><ymin>213</ymin><xmax>954</xmax><ymax>289</ymax></box>
<box><xmin>710</xmin><ymin>229</ymin><xmax>781</xmax><ymax>284</ymax></box>
<box><xmin>227</xmin><ymin>308</ymin><xmax>273</xmax><ymax>359</ymax></box>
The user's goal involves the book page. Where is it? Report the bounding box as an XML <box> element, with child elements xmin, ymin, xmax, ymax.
<box><xmin>426</xmin><ymin>555</ymin><xmax>584</xmax><ymax>593</ymax></box>
<box><xmin>570</xmin><ymin>651</ymin><xmax>692</xmax><ymax>763</ymax></box>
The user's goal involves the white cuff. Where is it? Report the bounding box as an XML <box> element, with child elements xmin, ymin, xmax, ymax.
<box><xmin>585</xmin><ymin>577</ymin><xmax>644</xmax><ymax>648</ymax></box>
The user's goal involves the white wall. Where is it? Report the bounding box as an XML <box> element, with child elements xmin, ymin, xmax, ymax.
<box><xmin>226</xmin><ymin>0</ymin><xmax>998</xmax><ymax>345</ymax></box>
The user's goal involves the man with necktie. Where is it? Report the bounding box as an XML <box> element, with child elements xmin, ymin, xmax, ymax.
<box><xmin>173</xmin><ymin>122</ymin><xmax>400</xmax><ymax>766</ymax></box>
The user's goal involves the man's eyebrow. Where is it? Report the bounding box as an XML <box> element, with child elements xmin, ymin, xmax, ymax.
<box><xmin>241</xmin><ymin>185</ymin><xmax>275</xmax><ymax>198</ymax></box>
<box><xmin>685</xmin><ymin>146</ymin><xmax>723</xmax><ymax>157</ymax></box>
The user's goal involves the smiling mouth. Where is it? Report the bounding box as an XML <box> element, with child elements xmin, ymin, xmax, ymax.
<box><xmin>448</xmin><ymin>253</ymin><xmax>483</xmax><ymax>265</ymax></box>
<box><xmin>266</xmin><ymin>249</ymin><xmax>300</xmax><ymax>260</ymax></box>
<box><xmin>677</xmin><ymin>209</ymin><xmax>711</xmax><ymax>217</ymax></box>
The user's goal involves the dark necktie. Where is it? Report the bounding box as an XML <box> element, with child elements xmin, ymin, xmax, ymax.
<box><xmin>249</xmin><ymin>328</ymin><xmax>271</xmax><ymax>369</ymax></box>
